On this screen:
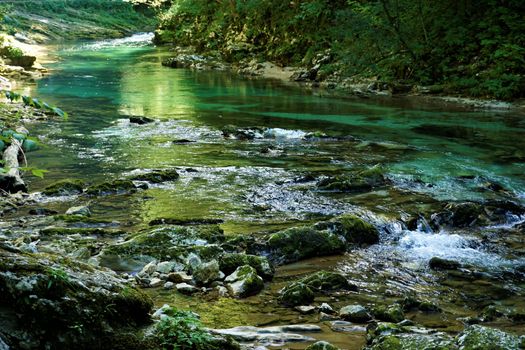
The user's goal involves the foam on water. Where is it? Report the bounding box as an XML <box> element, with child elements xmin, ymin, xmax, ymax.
<box><xmin>263</xmin><ymin>128</ymin><xmax>307</xmax><ymax>140</ymax></box>
<box><xmin>76</xmin><ymin>32</ymin><xmax>154</xmax><ymax>50</ymax></box>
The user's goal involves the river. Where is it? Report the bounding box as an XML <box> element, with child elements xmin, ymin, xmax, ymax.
<box><xmin>11</xmin><ymin>33</ymin><xmax>525</xmax><ymax>349</ymax></box>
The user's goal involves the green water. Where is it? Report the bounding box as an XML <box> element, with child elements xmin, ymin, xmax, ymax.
<box><xmin>15</xmin><ymin>35</ymin><xmax>525</xmax><ymax>348</ymax></box>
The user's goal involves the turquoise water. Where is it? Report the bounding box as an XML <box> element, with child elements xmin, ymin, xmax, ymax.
<box><xmin>26</xmin><ymin>35</ymin><xmax>525</xmax><ymax>213</ymax></box>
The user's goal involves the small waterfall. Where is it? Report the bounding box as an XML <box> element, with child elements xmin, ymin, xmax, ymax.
<box><xmin>77</xmin><ymin>32</ymin><xmax>155</xmax><ymax>50</ymax></box>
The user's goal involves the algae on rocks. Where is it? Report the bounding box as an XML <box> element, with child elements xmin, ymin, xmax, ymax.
<box><xmin>0</xmin><ymin>247</ymin><xmax>153</xmax><ymax>350</ymax></box>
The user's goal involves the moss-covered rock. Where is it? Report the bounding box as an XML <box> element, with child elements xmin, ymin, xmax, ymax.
<box><xmin>316</xmin><ymin>214</ymin><xmax>379</xmax><ymax>245</ymax></box>
<box><xmin>99</xmin><ymin>226</ymin><xmax>225</xmax><ymax>270</ymax></box>
<box><xmin>267</xmin><ymin>226</ymin><xmax>345</xmax><ymax>264</ymax></box>
<box><xmin>219</xmin><ymin>253</ymin><xmax>274</xmax><ymax>280</ymax></box>
<box><xmin>224</xmin><ymin>265</ymin><xmax>264</xmax><ymax>298</ymax></box>
<box><xmin>365</xmin><ymin>322</ymin><xmax>456</xmax><ymax>350</ymax></box>
<box><xmin>456</xmin><ymin>325</ymin><xmax>522</xmax><ymax>350</ymax></box>
<box><xmin>0</xmin><ymin>247</ymin><xmax>153</xmax><ymax>350</ymax></box>
<box><xmin>306</xmin><ymin>341</ymin><xmax>340</xmax><ymax>350</ymax></box>
<box><xmin>42</xmin><ymin>179</ymin><xmax>85</xmax><ymax>196</ymax></box>
<box><xmin>86</xmin><ymin>180</ymin><xmax>138</xmax><ymax>195</ymax></box>
<box><xmin>297</xmin><ymin>270</ymin><xmax>357</xmax><ymax>292</ymax></box>
<box><xmin>128</xmin><ymin>169</ymin><xmax>179</xmax><ymax>183</ymax></box>
<box><xmin>372</xmin><ymin>304</ymin><xmax>405</xmax><ymax>323</ymax></box>
<box><xmin>339</xmin><ymin>304</ymin><xmax>372</xmax><ymax>322</ymax></box>
<box><xmin>193</xmin><ymin>260</ymin><xmax>221</xmax><ymax>286</ymax></box>
<box><xmin>279</xmin><ymin>282</ymin><xmax>315</xmax><ymax>306</ymax></box>
<box><xmin>40</xmin><ymin>227</ymin><xmax>125</xmax><ymax>237</ymax></box>
<box><xmin>317</xmin><ymin>166</ymin><xmax>387</xmax><ymax>193</ymax></box>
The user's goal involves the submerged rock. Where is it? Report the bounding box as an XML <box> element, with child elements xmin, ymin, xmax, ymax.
<box><xmin>317</xmin><ymin>166</ymin><xmax>387</xmax><ymax>193</ymax></box>
<box><xmin>225</xmin><ymin>265</ymin><xmax>264</xmax><ymax>298</ymax></box>
<box><xmin>210</xmin><ymin>324</ymin><xmax>319</xmax><ymax>345</ymax></box>
<box><xmin>128</xmin><ymin>169</ymin><xmax>179</xmax><ymax>183</ymax></box>
<box><xmin>86</xmin><ymin>179</ymin><xmax>138</xmax><ymax>195</ymax></box>
<box><xmin>42</xmin><ymin>179</ymin><xmax>84</xmax><ymax>196</ymax></box>
<box><xmin>129</xmin><ymin>116</ymin><xmax>154</xmax><ymax>124</ymax></box>
<box><xmin>267</xmin><ymin>226</ymin><xmax>345</xmax><ymax>264</ymax></box>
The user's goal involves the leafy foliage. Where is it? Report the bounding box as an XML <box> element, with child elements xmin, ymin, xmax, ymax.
<box><xmin>155</xmin><ymin>307</ymin><xmax>214</xmax><ymax>350</ymax></box>
<box><xmin>155</xmin><ymin>0</ymin><xmax>525</xmax><ymax>99</ymax></box>
<box><xmin>3</xmin><ymin>90</ymin><xmax>68</xmax><ymax>119</ymax></box>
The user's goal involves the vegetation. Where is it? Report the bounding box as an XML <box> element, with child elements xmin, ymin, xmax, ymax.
<box><xmin>153</xmin><ymin>0</ymin><xmax>525</xmax><ymax>100</ymax></box>
<box><xmin>0</xmin><ymin>0</ymin><xmax>156</xmax><ymax>41</ymax></box>
<box><xmin>155</xmin><ymin>307</ymin><xmax>214</xmax><ymax>350</ymax></box>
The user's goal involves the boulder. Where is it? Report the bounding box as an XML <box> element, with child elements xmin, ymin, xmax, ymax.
<box><xmin>225</xmin><ymin>265</ymin><xmax>264</xmax><ymax>298</ymax></box>
<box><xmin>279</xmin><ymin>283</ymin><xmax>315</xmax><ymax>307</ymax></box>
<box><xmin>316</xmin><ymin>214</ymin><xmax>379</xmax><ymax>245</ymax></box>
<box><xmin>372</xmin><ymin>304</ymin><xmax>405</xmax><ymax>323</ymax></box>
<box><xmin>267</xmin><ymin>226</ymin><xmax>345</xmax><ymax>264</ymax></box>
<box><xmin>339</xmin><ymin>305</ymin><xmax>372</xmax><ymax>322</ymax></box>
<box><xmin>193</xmin><ymin>260</ymin><xmax>221</xmax><ymax>286</ymax></box>
<box><xmin>317</xmin><ymin>166</ymin><xmax>387</xmax><ymax>193</ymax></box>
<box><xmin>456</xmin><ymin>325</ymin><xmax>523</xmax><ymax>350</ymax></box>
<box><xmin>292</xmin><ymin>271</ymin><xmax>357</xmax><ymax>293</ymax></box>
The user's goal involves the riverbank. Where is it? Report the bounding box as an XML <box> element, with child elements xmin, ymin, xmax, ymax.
<box><xmin>159</xmin><ymin>46</ymin><xmax>525</xmax><ymax>113</ymax></box>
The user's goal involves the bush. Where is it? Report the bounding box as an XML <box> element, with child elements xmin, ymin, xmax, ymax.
<box><xmin>155</xmin><ymin>308</ymin><xmax>213</xmax><ymax>350</ymax></box>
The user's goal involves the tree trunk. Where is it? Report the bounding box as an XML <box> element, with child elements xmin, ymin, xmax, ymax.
<box><xmin>0</xmin><ymin>139</ymin><xmax>27</xmax><ymax>193</ymax></box>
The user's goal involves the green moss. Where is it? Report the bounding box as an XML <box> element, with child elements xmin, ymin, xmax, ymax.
<box><xmin>53</xmin><ymin>214</ymin><xmax>114</xmax><ymax>224</ymax></box>
<box><xmin>40</xmin><ymin>227</ymin><xmax>125</xmax><ymax>236</ymax></box>
<box><xmin>86</xmin><ymin>180</ymin><xmax>137</xmax><ymax>195</ymax></box>
<box><xmin>456</xmin><ymin>325</ymin><xmax>522</xmax><ymax>350</ymax></box>
<box><xmin>42</xmin><ymin>179</ymin><xmax>85</xmax><ymax>196</ymax></box>
<box><xmin>319</xmin><ymin>214</ymin><xmax>379</xmax><ymax>245</ymax></box>
<box><xmin>297</xmin><ymin>270</ymin><xmax>356</xmax><ymax>292</ymax></box>
<box><xmin>128</xmin><ymin>169</ymin><xmax>180</xmax><ymax>183</ymax></box>
<box><xmin>219</xmin><ymin>253</ymin><xmax>274</xmax><ymax>280</ymax></box>
<box><xmin>373</xmin><ymin>304</ymin><xmax>405</xmax><ymax>323</ymax></box>
<box><xmin>267</xmin><ymin>226</ymin><xmax>345</xmax><ymax>264</ymax></box>
<box><xmin>279</xmin><ymin>282</ymin><xmax>315</xmax><ymax>306</ymax></box>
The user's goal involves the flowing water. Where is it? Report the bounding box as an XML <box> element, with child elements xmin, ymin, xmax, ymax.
<box><xmin>10</xmin><ymin>34</ymin><xmax>525</xmax><ymax>348</ymax></box>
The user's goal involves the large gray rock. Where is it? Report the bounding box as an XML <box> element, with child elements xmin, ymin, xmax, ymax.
<box><xmin>339</xmin><ymin>305</ymin><xmax>372</xmax><ymax>322</ymax></box>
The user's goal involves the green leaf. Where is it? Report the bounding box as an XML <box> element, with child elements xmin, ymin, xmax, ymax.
<box><xmin>22</xmin><ymin>95</ymin><xmax>31</xmax><ymax>106</ymax></box>
<box><xmin>43</xmin><ymin>102</ymin><xmax>54</xmax><ymax>111</ymax></box>
<box><xmin>31</xmin><ymin>98</ymin><xmax>43</xmax><ymax>109</ymax></box>
<box><xmin>52</xmin><ymin>107</ymin><xmax>68</xmax><ymax>120</ymax></box>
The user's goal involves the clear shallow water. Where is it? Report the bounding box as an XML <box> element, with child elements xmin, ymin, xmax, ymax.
<box><xmin>15</xmin><ymin>34</ymin><xmax>525</xmax><ymax>344</ymax></box>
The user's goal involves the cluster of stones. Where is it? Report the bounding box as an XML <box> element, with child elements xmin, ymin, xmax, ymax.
<box><xmin>134</xmin><ymin>258</ymin><xmax>266</xmax><ymax>298</ymax></box>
